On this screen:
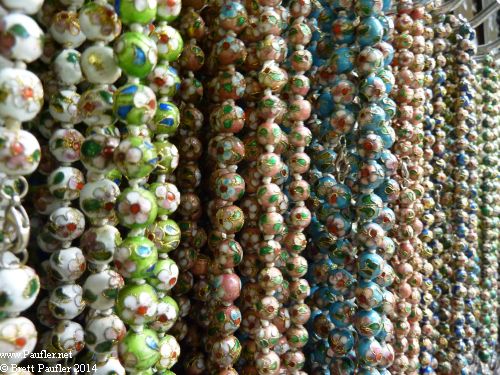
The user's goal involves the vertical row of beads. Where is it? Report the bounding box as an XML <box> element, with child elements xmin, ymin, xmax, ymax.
<box><xmin>250</xmin><ymin>0</ymin><xmax>290</xmax><ymax>372</ymax></box>
<box><xmin>0</xmin><ymin>0</ymin><xmax>44</xmax><ymax>364</ymax></box>
<box><xmin>42</xmin><ymin>0</ymin><xmax>88</xmax><ymax>361</ymax></box>
<box><xmin>476</xmin><ymin>55</ymin><xmax>499</xmax><ymax>372</ymax></box>
<box><xmin>426</xmin><ymin>13</ymin><xmax>451</xmax><ymax>375</ymax></box>
<box><xmin>77</xmin><ymin>1</ymin><xmax>126</xmax><ymax>372</ymax></box>
<box><xmin>145</xmin><ymin>1</ymin><xmax>185</xmax><ymax>372</ymax></box>
<box><xmin>418</xmin><ymin>3</ymin><xmax>440</xmax><ymax>373</ymax></box>
<box><xmin>175</xmin><ymin>1</ymin><xmax>208</xmax><ymax>370</ymax></box>
<box><xmin>281</xmin><ymin>1</ymin><xmax>314</xmax><ymax>373</ymax></box>
<box><xmin>389</xmin><ymin>1</ymin><xmax>426</xmax><ymax>373</ymax></box>
<box><xmin>351</xmin><ymin>0</ymin><xmax>397</xmax><ymax>372</ymax></box>
<box><xmin>205</xmin><ymin>1</ymin><xmax>248</xmax><ymax>373</ymax></box>
<box><xmin>111</xmin><ymin>0</ymin><xmax>161</xmax><ymax>372</ymax></box>
<box><xmin>449</xmin><ymin>18</ymin><xmax>479</xmax><ymax>374</ymax></box>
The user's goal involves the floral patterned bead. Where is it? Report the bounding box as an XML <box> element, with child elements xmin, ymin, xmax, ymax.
<box><xmin>49</xmin><ymin>11</ymin><xmax>86</xmax><ymax>47</ymax></box>
<box><xmin>155</xmin><ymin>139</ymin><xmax>179</xmax><ymax>175</ymax></box>
<box><xmin>49</xmin><ymin>128</ymin><xmax>84</xmax><ymax>164</ymax></box>
<box><xmin>357</xmin><ymin>46</ymin><xmax>384</xmax><ymax>77</ymax></box>
<box><xmin>157</xmin><ymin>0</ymin><xmax>181</xmax><ymax>22</ymax></box>
<box><xmin>49</xmin><ymin>247</ymin><xmax>86</xmax><ymax>282</ymax></box>
<box><xmin>150</xmin><ymin>100</ymin><xmax>180</xmax><ymax>136</ymax></box>
<box><xmin>79</xmin><ymin>179</ymin><xmax>120</xmax><ymax>221</ymax></box>
<box><xmin>149</xmin><ymin>182</ymin><xmax>180</xmax><ymax>217</ymax></box>
<box><xmin>119</xmin><ymin>329</ymin><xmax>161</xmax><ymax>371</ymax></box>
<box><xmin>79</xmin><ymin>2</ymin><xmax>121</xmax><ymax>42</ymax></box>
<box><xmin>148</xmin><ymin>64</ymin><xmax>181</xmax><ymax>98</ymax></box>
<box><xmin>115</xmin><ymin>0</ymin><xmax>157</xmax><ymax>25</ymax></box>
<box><xmin>258</xmin><ymin>62</ymin><xmax>288</xmax><ymax>92</ymax></box>
<box><xmin>327</xmin><ymin>106</ymin><xmax>356</xmax><ymax>136</ymax></box>
<box><xmin>156</xmin><ymin>334</ymin><xmax>180</xmax><ymax>370</ymax></box>
<box><xmin>210</xmin><ymin>335</ymin><xmax>241</xmax><ymax>368</ymax></box>
<box><xmin>329</xmin><ymin>46</ymin><xmax>356</xmax><ymax>74</ymax></box>
<box><xmin>212</xmin><ymin>273</ymin><xmax>241</xmax><ymax>305</ymax></box>
<box><xmin>80</xmin><ymin>224</ymin><xmax>121</xmax><ymax>266</ymax></box>
<box><xmin>116</xmin><ymin>283</ymin><xmax>158</xmax><ymax>326</ymax></box>
<box><xmin>78</xmin><ymin>87</ymin><xmax>116</xmax><ymax>127</ymax></box>
<box><xmin>259</xmin><ymin>212</ymin><xmax>284</xmax><ymax>236</ymax></box>
<box><xmin>215</xmin><ymin>135</ymin><xmax>245</xmax><ymax>165</ymax></box>
<box><xmin>48</xmin><ymin>206</ymin><xmax>85</xmax><ymax>241</ymax></box>
<box><xmin>288</xmin><ymin>206</ymin><xmax>312</xmax><ymax>230</ymax></box>
<box><xmin>113</xmin><ymin>84</ymin><xmax>156</xmax><ymax>125</ymax></box>
<box><xmin>257</xmin><ymin>183</ymin><xmax>283</xmax><ymax>209</ymax></box>
<box><xmin>210</xmin><ymin>304</ymin><xmax>242</xmax><ymax>336</ymax></box>
<box><xmin>48</xmin><ymin>166</ymin><xmax>84</xmax><ymax>201</ymax></box>
<box><xmin>255</xmin><ymin>350</ymin><xmax>280</xmax><ymax>375</ymax></box>
<box><xmin>256</xmin><ymin>122</ymin><xmax>282</xmax><ymax>147</ymax></box>
<box><xmin>257</xmin><ymin>153</ymin><xmax>283</xmax><ymax>177</ymax></box>
<box><xmin>0</xmin><ymin>68</ymin><xmax>44</xmax><ymax>122</ymax></box>
<box><xmin>356</xmin><ymin>337</ymin><xmax>383</xmax><ymax>367</ymax></box>
<box><xmin>0</xmin><ymin>128</ymin><xmax>41</xmax><ymax>176</ymax></box>
<box><xmin>0</xmin><ymin>317</ymin><xmax>37</xmax><ymax>365</ymax></box>
<box><xmin>216</xmin><ymin>205</ymin><xmax>244</xmax><ymax>234</ymax></box>
<box><xmin>49</xmin><ymin>89</ymin><xmax>81</xmax><ymax>124</ymax></box>
<box><xmin>85</xmin><ymin>313</ymin><xmax>125</xmax><ymax>355</ymax></box>
<box><xmin>114</xmin><ymin>136</ymin><xmax>158</xmax><ymax>179</ymax></box>
<box><xmin>53</xmin><ymin>49</ymin><xmax>82</xmax><ymax>86</ymax></box>
<box><xmin>356</xmin><ymin>16</ymin><xmax>384</xmax><ymax>47</ymax></box>
<box><xmin>81</xmin><ymin>45</ymin><xmax>122</xmax><ymax>85</ymax></box>
<box><xmin>150</xmin><ymin>295</ymin><xmax>179</xmax><ymax>333</ymax></box>
<box><xmin>212</xmin><ymin>70</ymin><xmax>246</xmax><ymax>102</ymax></box>
<box><xmin>215</xmin><ymin>172</ymin><xmax>245</xmax><ymax>202</ymax></box>
<box><xmin>50</xmin><ymin>319</ymin><xmax>85</xmax><ymax>356</ymax></box>
<box><xmin>151</xmin><ymin>24</ymin><xmax>183</xmax><ymax>63</ymax></box>
<box><xmin>215</xmin><ymin>35</ymin><xmax>248</xmax><ymax>67</ymax></box>
<box><xmin>116</xmin><ymin>187</ymin><xmax>157</xmax><ymax>229</ymax></box>
<box><xmin>219</xmin><ymin>1</ymin><xmax>248</xmax><ymax>33</ymax></box>
<box><xmin>113</xmin><ymin>236</ymin><xmax>158</xmax><ymax>279</ymax></box>
<box><xmin>114</xmin><ymin>32</ymin><xmax>157</xmax><ymax>78</ymax></box>
<box><xmin>49</xmin><ymin>284</ymin><xmax>85</xmax><ymax>319</ymax></box>
<box><xmin>213</xmin><ymin>238</ymin><xmax>243</xmax><ymax>270</ymax></box>
<box><xmin>326</xmin><ymin>212</ymin><xmax>352</xmax><ymax>237</ymax></box>
<box><xmin>83</xmin><ymin>269</ymin><xmax>124</xmax><ymax>310</ymax></box>
<box><xmin>0</xmin><ymin>257</ymin><xmax>39</xmax><ymax>315</ymax></box>
<box><xmin>147</xmin><ymin>258</ymin><xmax>178</xmax><ymax>293</ymax></box>
<box><xmin>145</xmin><ymin>219</ymin><xmax>181</xmax><ymax>254</ymax></box>
<box><xmin>258</xmin><ymin>266</ymin><xmax>283</xmax><ymax>293</ymax></box>
<box><xmin>331</xmin><ymin>13</ymin><xmax>356</xmax><ymax>45</ymax></box>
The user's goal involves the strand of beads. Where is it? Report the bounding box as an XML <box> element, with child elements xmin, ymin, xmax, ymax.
<box><xmin>425</xmin><ymin>12</ymin><xmax>452</xmax><ymax>375</ymax></box>
<box><xmin>0</xmin><ymin>0</ymin><xmax>44</xmax><ymax>365</ymax></box>
<box><xmin>418</xmin><ymin>3</ymin><xmax>440</xmax><ymax>374</ymax></box>
<box><xmin>110</xmin><ymin>0</ymin><xmax>163</xmax><ymax>372</ymax></box>
<box><xmin>142</xmin><ymin>2</ymin><xmax>186</xmax><ymax>372</ymax></box>
<box><xmin>389</xmin><ymin>1</ymin><xmax>427</xmax><ymax>373</ymax></box>
<box><xmin>476</xmin><ymin>55</ymin><xmax>499</xmax><ymax>373</ymax></box>
<box><xmin>39</xmin><ymin>0</ymin><xmax>89</xmax><ymax>362</ymax></box>
<box><xmin>76</xmin><ymin>1</ymin><xmax>127</xmax><ymax>372</ymax></box>
<box><xmin>305</xmin><ymin>0</ymin><xmax>360</xmax><ymax>372</ymax></box>
<box><xmin>245</xmin><ymin>0</ymin><xmax>293</xmax><ymax>372</ymax></box>
<box><xmin>350</xmin><ymin>0</ymin><xmax>398</xmax><ymax>372</ymax></box>
<box><xmin>447</xmin><ymin>17</ymin><xmax>480</xmax><ymax>374</ymax></box>
<box><xmin>280</xmin><ymin>2</ymin><xmax>314</xmax><ymax>374</ymax></box>
<box><xmin>174</xmin><ymin>2</ymin><xmax>208</xmax><ymax>371</ymax></box>
<box><xmin>205</xmin><ymin>1</ymin><xmax>250</xmax><ymax>373</ymax></box>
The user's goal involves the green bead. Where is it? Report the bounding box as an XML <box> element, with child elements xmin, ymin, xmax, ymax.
<box><xmin>147</xmin><ymin>258</ymin><xmax>178</xmax><ymax>292</ymax></box>
<box><xmin>116</xmin><ymin>283</ymin><xmax>158</xmax><ymax>325</ymax></box>
<box><xmin>150</xmin><ymin>100</ymin><xmax>180</xmax><ymax>135</ymax></box>
<box><xmin>148</xmin><ymin>63</ymin><xmax>181</xmax><ymax>97</ymax></box>
<box><xmin>116</xmin><ymin>188</ymin><xmax>158</xmax><ymax>229</ymax></box>
<box><xmin>113</xmin><ymin>235</ymin><xmax>158</xmax><ymax>279</ymax></box>
<box><xmin>113</xmin><ymin>84</ymin><xmax>157</xmax><ymax>125</ymax></box>
<box><xmin>146</xmin><ymin>219</ymin><xmax>181</xmax><ymax>253</ymax></box>
<box><xmin>157</xmin><ymin>0</ymin><xmax>180</xmax><ymax>22</ymax></box>
<box><xmin>119</xmin><ymin>328</ymin><xmax>160</xmax><ymax>370</ymax></box>
<box><xmin>114</xmin><ymin>136</ymin><xmax>158</xmax><ymax>179</ymax></box>
<box><xmin>151</xmin><ymin>25</ymin><xmax>183</xmax><ymax>62</ymax></box>
<box><xmin>155</xmin><ymin>139</ymin><xmax>179</xmax><ymax>174</ymax></box>
<box><xmin>114</xmin><ymin>32</ymin><xmax>157</xmax><ymax>78</ymax></box>
<box><xmin>115</xmin><ymin>0</ymin><xmax>157</xmax><ymax>25</ymax></box>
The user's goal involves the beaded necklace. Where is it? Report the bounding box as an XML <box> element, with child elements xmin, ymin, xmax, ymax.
<box><xmin>0</xmin><ymin>0</ymin><xmax>44</xmax><ymax>364</ymax></box>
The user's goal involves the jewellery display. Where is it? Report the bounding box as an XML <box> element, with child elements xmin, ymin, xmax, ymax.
<box><xmin>0</xmin><ymin>0</ymin><xmax>498</xmax><ymax>373</ymax></box>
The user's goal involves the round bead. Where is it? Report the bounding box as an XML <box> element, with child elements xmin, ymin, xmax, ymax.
<box><xmin>0</xmin><ymin>68</ymin><xmax>43</xmax><ymax>122</ymax></box>
<box><xmin>145</xmin><ymin>219</ymin><xmax>181</xmax><ymax>254</ymax></box>
<box><xmin>114</xmin><ymin>32</ymin><xmax>157</xmax><ymax>78</ymax></box>
<box><xmin>113</xmin><ymin>236</ymin><xmax>158</xmax><ymax>279</ymax></box>
<box><xmin>151</xmin><ymin>25</ymin><xmax>183</xmax><ymax>62</ymax></box>
<box><xmin>150</xmin><ymin>295</ymin><xmax>179</xmax><ymax>333</ymax></box>
<box><xmin>83</xmin><ymin>269</ymin><xmax>124</xmax><ymax>310</ymax></box>
<box><xmin>119</xmin><ymin>329</ymin><xmax>160</xmax><ymax>371</ymax></box>
<box><xmin>116</xmin><ymin>284</ymin><xmax>158</xmax><ymax>326</ymax></box>
<box><xmin>81</xmin><ymin>45</ymin><xmax>122</xmax><ymax>84</ymax></box>
<box><xmin>49</xmin><ymin>284</ymin><xmax>85</xmax><ymax>319</ymax></box>
<box><xmin>147</xmin><ymin>258</ymin><xmax>179</xmax><ymax>292</ymax></box>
